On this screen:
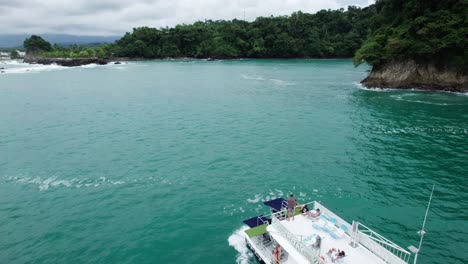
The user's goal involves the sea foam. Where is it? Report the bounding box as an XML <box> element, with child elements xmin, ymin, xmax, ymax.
<box><xmin>228</xmin><ymin>226</ymin><xmax>252</xmax><ymax>264</ymax></box>
<box><xmin>4</xmin><ymin>175</ymin><xmax>127</xmax><ymax>191</ymax></box>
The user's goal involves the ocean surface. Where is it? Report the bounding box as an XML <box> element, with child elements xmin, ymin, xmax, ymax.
<box><xmin>0</xmin><ymin>59</ymin><xmax>467</xmax><ymax>264</ymax></box>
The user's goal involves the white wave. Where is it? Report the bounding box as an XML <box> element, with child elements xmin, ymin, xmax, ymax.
<box><xmin>0</xmin><ymin>59</ymin><xmax>23</xmax><ymax>65</ymax></box>
<box><xmin>299</xmin><ymin>192</ymin><xmax>307</xmax><ymax>197</ymax></box>
<box><xmin>390</xmin><ymin>94</ymin><xmax>463</xmax><ymax>106</ymax></box>
<box><xmin>400</xmin><ymin>99</ymin><xmax>454</xmax><ymax>106</ymax></box>
<box><xmin>39</xmin><ymin>177</ymin><xmax>57</xmax><ymax>191</ymax></box>
<box><xmin>228</xmin><ymin>226</ymin><xmax>252</xmax><ymax>264</ymax></box>
<box><xmin>354</xmin><ymin>82</ymin><xmax>396</xmax><ymax>91</ymax></box>
<box><xmin>247</xmin><ymin>194</ymin><xmax>262</xmax><ymax>203</ymax></box>
<box><xmin>355</xmin><ymin>82</ymin><xmax>468</xmax><ymax>96</ymax></box>
<box><xmin>113</xmin><ymin>181</ymin><xmax>125</xmax><ymax>185</ymax></box>
<box><xmin>0</xmin><ymin>60</ymin><xmax>129</xmax><ymax>75</ymax></box>
<box><xmin>109</xmin><ymin>61</ymin><xmax>129</xmax><ymax>65</ymax></box>
<box><xmin>241</xmin><ymin>74</ymin><xmax>265</xmax><ymax>81</ymax></box>
<box><xmin>454</xmin><ymin>92</ymin><xmax>468</xmax><ymax>97</ymax></box>
<box><xmin>274</xmin><ymin>189</ymin><xmax>283</xmax><ymax>197</ymax></box>
<box><xmin>79</xmin><ymin>63</ymin><xmax>99</xmax><ymax>68</ymax></box>
<box><xmin>1</xmin><ymin>63</ymin><xmax>67</xmax><ymax>75</ymax></box>
<box><xmin>4</xmin><ymin>175</ymin><xmax>127</xmax><ymax>190</ymax></box>
<box><xmin>50</xmin><ymin>180</ymin><xmax>72</xmax><ymax>187</ymax></box>
<box><xmin>269</xmin><ymin>78</ymin><xmax>294</xmax><ymax>86</ymax></box>
<box><xmin>313</xmin><ymin>189</ymin><xmax>319</xmax><ymax>193</ymax></box>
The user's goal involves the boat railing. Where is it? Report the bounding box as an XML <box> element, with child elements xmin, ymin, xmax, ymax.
<box><xmin>271</xmin><ymin>212</ymin><xmax>326</xmax><ymax>264</ymax></box>
<box><xmin>352</xmin><ymin>222</ymin><xmax>411</xmax><ymax>264</ymax></box>
<box><xmin>251</xmin><ymin>235</ymin><xmax>275</xmax><ymax>263</ymax></box>
<box><xmin>314</xmin><ymin>201</ymin><xmax>411</xmax><ymax>264</ymax></box>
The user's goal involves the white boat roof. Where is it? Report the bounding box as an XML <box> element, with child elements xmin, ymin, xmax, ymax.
<box><xmin>268</xmin><ymin>214</ymin><xmax>387</xmax><ymax>264</ymax></box>
<box><xmin>257</xmin><ymin>201</ymin><xmax>411</xmax><ymax>264</ymax></box>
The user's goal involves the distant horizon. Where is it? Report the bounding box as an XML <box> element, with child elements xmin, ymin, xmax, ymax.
<box><xmin>0</xmin><ymin>34</ymin><xmax>121</xmax><ymax>48</ymax></box>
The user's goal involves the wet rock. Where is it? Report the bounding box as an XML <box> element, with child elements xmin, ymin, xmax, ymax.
<box><xmin>24</xmin><ymin>57</ymin><xmax>109</xmax><ymax>67</ymax></box>
<box><xmin>361</xmin><ymin>60</ymin><xmax>467</xmax><ymax>92</ymax></box>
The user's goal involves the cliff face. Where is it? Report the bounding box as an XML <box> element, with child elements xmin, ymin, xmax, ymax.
<box><xmin>361</xmin><ymin>60</ymin><xmax>467</xmax><ymax>92</ymax></box>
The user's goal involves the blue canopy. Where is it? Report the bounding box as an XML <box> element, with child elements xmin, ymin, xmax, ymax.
<box><xmin>242</xmin><ymin>215</ymin><xmax>270</xmax><ymax>228</ymax></box>
<box><xmin>263</xmin><ymin>198</ymin><xmax>286</xmax><ymax>211</ymax></box>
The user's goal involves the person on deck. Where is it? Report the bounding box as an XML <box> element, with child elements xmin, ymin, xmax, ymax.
<box><xmin>327</xmin><ymin>248</ymin><xmax>345</xmax><ymax>262</ymax></box>
<box><xmin>311</xmin><ymin>208</ymin><xmax>321</xmax><ymax>218</ymax></box>
<box><xmin>286</xmin><ymin>194</ymin><xmax>297</xmax><ymax>221</ymax></box>
<box><xmin>273</xmin><ymin>244</ymin><xmax>281</xmax><ymax>264</ymax></box>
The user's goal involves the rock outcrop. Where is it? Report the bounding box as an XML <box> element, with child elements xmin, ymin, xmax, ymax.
<box><xmin>24</xmin><ymin>56</ymin><xmax>109</xmax><ymax>67</ymax></box>
<box><xmin>361</xmin><ymin>60</ymin><xmax>467</xmax><ymax>92</ymax></box>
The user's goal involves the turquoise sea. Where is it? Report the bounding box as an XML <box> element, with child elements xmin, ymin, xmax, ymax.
<box><xmin>0</xmin><ymin>59</ymin><xmax>467</xmax><ymax>264</ymax></box>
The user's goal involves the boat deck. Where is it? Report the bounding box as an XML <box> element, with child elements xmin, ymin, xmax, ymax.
<box><xmin>268</xmin><ymin>214</ymin><xmax>387</xmax><ymax>264</ymax></box>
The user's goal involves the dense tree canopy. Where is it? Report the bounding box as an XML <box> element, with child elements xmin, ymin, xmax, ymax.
<box><xmin>24</xmin><ymin>35</ymin><xmax>52</xmax><ymax>53</ymax></box>
<box><xmin>113</xmin><ymin>6</ymin><xmax>375</xmax><ymax>59</ymax></box>
<box><xmin>354</xmin><ymin>0</ymin><xmax>467</xmax><ymax>71</ymax></box>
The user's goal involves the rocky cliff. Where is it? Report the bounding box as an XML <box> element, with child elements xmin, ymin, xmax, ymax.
<box><xmin>361</xmin><ymin>60</ymin><xmax>467</xmax><ymax>92</ymax></box>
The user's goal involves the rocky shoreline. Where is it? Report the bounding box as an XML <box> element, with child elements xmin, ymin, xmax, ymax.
<box><xmin>23</xmin><ymin>57</ymin><xmax>112</xmax><ymax>67</ymax></box>
<box><xmin>12</xmin><ymin>56</ymin><xmax>468</xmax><ymax>93</ymax></box>
<box><xmin>361</xmin><ymin>60</ymin><xmax>467</xmax><ymax>93</ymax></box>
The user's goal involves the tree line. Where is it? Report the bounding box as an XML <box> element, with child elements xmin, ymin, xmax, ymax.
<box><xmin>23</xmin><ymin>0</ymin><xmax>466</xmax><ymax>71</ymax></box>
<box><xmin>24</xmin><ymin>6</ymin><xmax>376</xmax><ymax>59</ymax></box>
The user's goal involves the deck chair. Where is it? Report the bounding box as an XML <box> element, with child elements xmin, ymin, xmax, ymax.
<box><xmin>312</xmin><ymin>215</ymin><xmax>326</xmax><ymax>229</ymax></box>
<box><xmin>335</xmin><ymin>224</ymin><xmax>348</xmax><ymax>238</ymax></box>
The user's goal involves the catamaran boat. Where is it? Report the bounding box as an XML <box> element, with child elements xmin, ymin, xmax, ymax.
<box><xmin>242</xmin><ymin>198</ymin><xmax>413</xmax><ymax>264</ymax></box>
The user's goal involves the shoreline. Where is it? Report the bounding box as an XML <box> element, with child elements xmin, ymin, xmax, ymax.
<box><xmin>360</xmin><ymin>81</ymin><xmax>467</xmax><ymax>93</ymax></box>
<box><xmin>9</xmin><ymin>57</ymin><xmax>468</xmax><ymax>93</ymax></box>
<box><xmin>23</xmin><ymin>56</ymin><xmax>357</xmax><ymax>67</ymax></box>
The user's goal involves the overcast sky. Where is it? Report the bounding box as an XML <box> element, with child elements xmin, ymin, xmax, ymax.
<box><xmin>0</xmin><ymin>0</ymin><xmax>375</xmax><ymax>36</ymax></box>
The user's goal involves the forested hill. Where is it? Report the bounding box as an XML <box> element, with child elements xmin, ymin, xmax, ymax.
<box><xmin>113</xmin><ymin>6</ymin><xmax>375</xmax><ymax>59</ymax></box>
<box><xmin>354</xmin><ymin>0</ymin><xmax>467</xmax><ymax>91</ymax></box>
<box><xmin>354</xmin><ymin>0</ymin><xmax>467</xmax><ymax>71</ymax></box>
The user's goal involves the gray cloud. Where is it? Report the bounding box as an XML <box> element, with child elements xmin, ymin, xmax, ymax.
<box><xmin>0</xmin><ymin>0</ymin><xmax>374</xmax><ymax>36</ymax></box>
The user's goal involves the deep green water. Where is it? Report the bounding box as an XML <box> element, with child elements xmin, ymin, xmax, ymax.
<box><xmin>0</xmin><ymin>59</ymin><xmax>467</xmax><ymax>264</ymax></box>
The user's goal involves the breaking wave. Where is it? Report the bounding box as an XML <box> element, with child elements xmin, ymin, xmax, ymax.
<box><xmin>0</xmin><ymin>60</ymin><xmax>130</xmax><ymax>75</ymax></box>
<box><xmin>353</xmin><ymin>82</ymin><xmax>396</xmax><ymax>91</ymax></box>
<box><xmin>0</xmin><ymin>62</ymin><xmax>68</xmax><ymax>74</ymax></box>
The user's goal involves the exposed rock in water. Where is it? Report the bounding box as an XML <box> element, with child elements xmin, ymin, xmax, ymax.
<box><xmin>24</xmin><ymin>55</ymin><xmax>109</xmax><ymax>67</ymax></box>
<box><xmin>361</xmin><ymin>60</ymin><xmax>467</xmax><ymax>92</ymax></box>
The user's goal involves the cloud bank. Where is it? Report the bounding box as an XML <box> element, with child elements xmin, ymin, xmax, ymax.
<box><xmin>0</xmin><ymin>0</ymin><xmax>374</xmax><ymax>35</ymax></box>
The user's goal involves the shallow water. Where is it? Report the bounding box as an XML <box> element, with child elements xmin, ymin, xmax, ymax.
<box><xmin>0</xmin><ymin>59</ymin><xmax>467</xmax><ymax>264</ymax></box>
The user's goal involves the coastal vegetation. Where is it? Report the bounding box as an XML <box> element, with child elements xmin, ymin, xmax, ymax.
<box><xmin>10</xmin><ymin>50</ymin><xmax>20</xmax><ymax>58</ymax></box>
<box><xmin>354</xmin><ymin>0</ymin><xmax>467</xmax><ymax>71</ymax></box>
<box><xmin>113</xmin><ymin>6</ymin><xmax>375</xmax><ymax>59</ymax></box>
<box><xmin>21</xmin><ymin>1</ymin><xmax>466</xmax><ymax>91</ymax></box>
<box><xmin>24</xmin><ymin>35</ymin><xmax>52</xmax><ymax>53</ymax></box>
<box><xmin>355</xmin><ymin>0</ymin><xmax>467</xmax><ymax>91</ymax></box>
<box><xmin>24</xmin><ymin>6</ymin><xmax>375</xmax><ymax>60</ymax></box>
